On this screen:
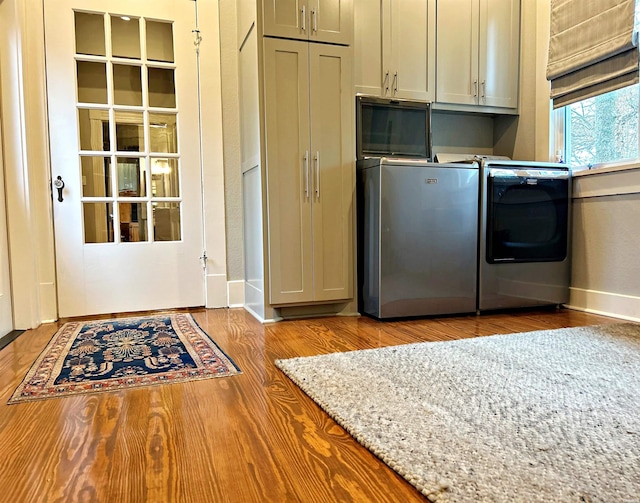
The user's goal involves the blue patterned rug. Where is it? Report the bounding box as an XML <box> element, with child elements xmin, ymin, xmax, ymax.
<box><xmin>8</xmin><ymin>313</ymin><xmax>241</xmax><ymax>404</ymax></box>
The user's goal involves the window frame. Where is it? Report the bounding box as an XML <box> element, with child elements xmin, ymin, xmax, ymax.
<box><xmin>553</xmin><ymin>87</ymin><xmax>640</xmax><ymax>174</ymax></box>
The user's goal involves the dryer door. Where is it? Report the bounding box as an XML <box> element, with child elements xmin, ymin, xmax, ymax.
<box><xmin>486</xmin><ymin>169</ymin><xmax>569</xmax><ymax>263</ymax></box>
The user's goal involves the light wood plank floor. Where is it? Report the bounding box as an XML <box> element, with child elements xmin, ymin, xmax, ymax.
<box><xmin>0</xmin><ymin>307</ymin><xmax>619</xmax><ymax>502</ymax></box>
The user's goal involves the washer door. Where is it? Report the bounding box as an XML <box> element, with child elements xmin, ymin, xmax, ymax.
<box><xmin>487</xmin><ymin>175</ymin><xmax>569</xmax><ymax>263</ymax></box>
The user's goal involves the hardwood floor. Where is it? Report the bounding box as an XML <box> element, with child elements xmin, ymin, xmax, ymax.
<box><xmin>0</xmin><ymin>307</ymin><xmax>619</xmax><ymax>502</ymax></box>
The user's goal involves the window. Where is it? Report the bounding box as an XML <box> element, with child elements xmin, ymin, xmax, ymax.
<box><xmin>564</xmin><ymin>84</ymin><xmax>639</xmax><ymax>169</ymax></box>
<box><xmin>555</xmin><ymin>1</ymin><xmax>640</xmax><ymax>171</ymax></box>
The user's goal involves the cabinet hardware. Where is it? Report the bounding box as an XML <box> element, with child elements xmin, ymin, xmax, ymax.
<box><xmin>383</xmin><ymin>71</ymin><xmax>390</xmax><ymax>94</ymax></box>
<box><xmin>393</xmin><ymin>72</ymin><xmax>398</xmax><ymax>94</ymax></box>
<box><xmin>304</xmin><ymin>151</ymin><xmax>310</xmax><ymax>198</ymax></box>
<box><xmin>481</xmin><ymin>80</ymin><xmax>486</xmax><ymax>98</ymax></box>
<box><xmin>473</xmin><ymin>79</ymin><xmax>478</xmax><ymax>97</ymax></box>
<box><xmin>301</xmin><ymin>5</ymin><xmax>306</xmax><ymax>32</ymax></box>
<box><xmin>314</xmin><ymin>152</ymin><xmax>320</xmax><ymax>198</ymax></box>
<box><xmin>312</xmin><ymin>8</ymin><xmax>317</xmax><ymax>32</ymax></box>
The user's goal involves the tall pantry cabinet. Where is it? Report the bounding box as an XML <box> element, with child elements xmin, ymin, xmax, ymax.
<box><xmin>238</xmin><ymin>1</ymin><xmax>355</xmax><ymax>321</ymax></box>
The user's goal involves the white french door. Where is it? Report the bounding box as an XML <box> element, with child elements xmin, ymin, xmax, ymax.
<box><xmin>45</xmin><ymin>0</ymin><xmax>205</xmax><ymax>317</ymax></box>
<box><xmin>0</xmin><ymin>116</ymin><xmax>13</xmax><ymax>337</ymax></box>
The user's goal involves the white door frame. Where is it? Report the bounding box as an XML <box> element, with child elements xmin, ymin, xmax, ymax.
<box><xmin>0</xmin><ymin>92</ymin><xmax>14</xmax><ymax>338</ymax></box>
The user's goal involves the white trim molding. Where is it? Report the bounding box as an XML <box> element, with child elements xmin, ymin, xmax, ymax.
<box><xmin>566</xmin><ymin>287</ymin><xmax>640</xmax><ymax>322</ymax></box>
<box><xmin>0</xmin><ymin>0</ymin><xmax>57</xmax><ymax>329</ymax></box>
<box><xmin>227</xmin><ymin>280</ymin><xmax>245</xmax><ymax>307</ymax></box>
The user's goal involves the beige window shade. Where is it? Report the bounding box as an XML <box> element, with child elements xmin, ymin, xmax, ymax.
<box><xmin>547</xmin><ymin>0</ymin><xmax>639</xmax><ymax>108</ymax></box>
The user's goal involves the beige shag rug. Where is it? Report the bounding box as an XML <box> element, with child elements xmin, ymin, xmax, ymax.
<box><xmin>276</xmin><ymin>324</ymin><xmax>640</xmax><ymax>502</ymax></box>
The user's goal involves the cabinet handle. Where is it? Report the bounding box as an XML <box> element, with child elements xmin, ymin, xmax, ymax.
<box><xmin>314</xmin><ymin>151</ymin><xmax>320</xmax><ymax>199</ymax></box>
<box><xmin>304</xmin><ymin>151</ymin><xmax>310</xmax><ymax>198</ymax></box>
<box><xmin>312</xmin><ymin>8</ymin><xmax>317</xmax><ymax>32</ymax></box>
<box><xmin>301</xmin><ymin>5</ymin><xmax>306</xmax><ymax>32</ymax></box>
<box><xmin>393</xmin><ymin>72</ymin><xmax>398</xmax><ymax>95</ymax></box>
<box><xmin>481</xmin><ymin>80</ymin><xmax>486</xmax><ymax>98</ymax></box>
<box><xmin>473</xmin><ymin>79</ymin><xmax>478</xmax><ymax>97</ymax></box>
<box><xmin>383</xmin><ymin>71</ymin><xmax>390</xmax><ymax>95</ymax></box>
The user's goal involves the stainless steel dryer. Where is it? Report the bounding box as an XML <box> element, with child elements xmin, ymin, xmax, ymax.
<box><xmin>478</xmin><ymin>160</ymin><xmax>570</xmax><ymax>311</ymax></box>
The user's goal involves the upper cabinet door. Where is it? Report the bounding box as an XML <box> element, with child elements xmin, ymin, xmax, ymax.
<box><xmin>479</xmin><ymin>0</ymin><xmax>520</xmax><ymax>108</ymax></box>
<box><xmin>309</xmin><ymin>0</ymin><xmax>353</xmax><ymax>45</ymax></box>
<box><xmin>437</xmin><ymin>0</ymin><xmax>520</xmax><ymax>111</ymax></box>
<box><xmin>263</xmin><ymin>0</ymin><xmax>309</xmax><ymax>41</ymax></box>
<box><xmin>388</xmin><ymin>0</ymin><xmax>435</xmax><ymax>101</ymax></box>
<box><xmin>354</xmin><ymin>0</ymin><xmax>434</xmax><ymax>100</ymax></box>
<box><xmin>353</xmin><ymin>0</ymin><xmax>384</xmax><ymax>95</ymax></box>
<box><xmin>262</xmin><ymin>0</ymin><xmax>353</xmax><ymax>45</ymax></box>
<box><xmin>436</xmin><ymin>0</ymin><xmax>479</xmax><ymax>106</ymax></box>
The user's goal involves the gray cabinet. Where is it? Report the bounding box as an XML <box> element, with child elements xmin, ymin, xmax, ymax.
<box><xmin>263</xmin><ymin>38</ymin><xmax>353</xmax><ymax>305</ymax></box>
<box><xmin>436</xmin><ymin>0</ymin><xmax>520</xmax><ymax>112</ymax></box>
<box><xmin>262</xmin><ymin>0</ymin><xmax>353</xmax><ymax>45</ymax></box>
<box><xmin>354</xmin><ymin>0</ymin><xmax>435</xmax><ymax>101</ymax></box>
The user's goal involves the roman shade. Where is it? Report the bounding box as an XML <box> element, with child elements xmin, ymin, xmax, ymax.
<box><xmin>547</xmin><ymin>0</ymin><xmax>639</xmax><ymax>108</ymax></box>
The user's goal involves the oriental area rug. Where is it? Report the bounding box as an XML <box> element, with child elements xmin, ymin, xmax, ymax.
<box><xmin>276</xmin><ymin>323</ymin><xmax>640</xmax><ymax>503</ymax></box>
<box><xmin>9</xmin><ymin>313</ymin><xmax>241</xmax><ymax>404</ymax></box>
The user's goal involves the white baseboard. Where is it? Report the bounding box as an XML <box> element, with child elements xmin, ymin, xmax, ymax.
<box><xmin>206</xmin><ymin>273</ymin><xmax>228</xmax><ymax>308</ymax></box>
<box><xmin>227</xmin><ymin>280</ymin><xmax>245</xmax><ymax>307</ymax></box>
<box><xmin>566</xmin><ymin>287</ymin><xmax>640</xmax><ymax>322</ymax></box>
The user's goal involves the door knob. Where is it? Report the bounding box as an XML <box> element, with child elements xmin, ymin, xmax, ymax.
<box><xmin>53</xmin><ymin>175</ymin><xmax>65</xmax><ymax>202</ymax></box>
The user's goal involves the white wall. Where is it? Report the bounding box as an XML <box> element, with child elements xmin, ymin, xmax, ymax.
<box><xmin>219</xmin><ymin>0</ymin><xmax>245</xmax><ymax>288</ymax></box>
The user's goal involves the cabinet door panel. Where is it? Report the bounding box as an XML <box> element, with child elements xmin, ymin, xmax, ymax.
<box><xmin>309</xmin><ymin>44</ymin><xmax>353</xmax><ymax>302</ymax></box>
<box><xmin>479</xmin><ymin>0</ymin><xmax>519</xmax><ymax>108</ymax></box>
<box><xmin>436</xmin><ymin>0</ymin><xmax>479</xmax><ymax>105</ymax></box>
<box><xmin>310</xmin><ymin>0</ymin><xmax>353</xmax><ymax>45</ymax></box>
<box><xmin>263</xmin><ymin>39</ymin><xmax>313</xmax><ymax>304</ymax></box>
<box><xmin>263</xmin><ymin>0</ymin><xmax>309</xmax><ymax>41</ymax></box>
<box><xmin>354</xmin><ymin>0</ymin><xmax>384</xmax><ymax>96</ymax></box>
<box><xmin>390</xmin><ymin>0</ymin><xmax>435</xmax><ymax>101</ymax></box>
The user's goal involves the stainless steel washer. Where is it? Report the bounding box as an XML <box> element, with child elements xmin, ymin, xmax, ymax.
<box><xmin>358</xmin><ymin>157</ymin><xmax>479</xmax><ymax>318</ymax></box>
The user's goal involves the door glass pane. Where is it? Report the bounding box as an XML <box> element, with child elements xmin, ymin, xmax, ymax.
<box><xmin>146</xmin><ymin>20</ymin><xmax>174</xmax><ymax>62</ymax></box>
<box><xmin>149</xmin><ymin>113</ymin><xmax>177</xmax><ymax>153</ymax></box>
<box><xmin>148</xmin><ymin>68</ymin><xmax>176</xmax><ymax>108</ymax></box>
<box><xmin>111</xmin><ymin>15</ymin><xmax>140</xmax><ymax>59</ymax></box>
<box><xmin>78</xmin><ymin>108</ymin><xmax>110</xmax><ymax>151</ymax></box>
<box><xmin>119</xmin><ymin>203</ymin><xmax>148</xmax><ymax>242</ymax></box>
<box><xmin>151</xmin><ymin>158</ymin><xmax>179</xmax><ymax>197</ymax></box>
<box><xmin>83</xmin><ymin>202</ymin><xmax>114</xmax><ymax>243</ymax></box>
<box><xmin>81</xmin><ymin>157</ymin><xmax>112</xmax><ymax>197</ymax></box>
<box><xmin>115</xmin><ymin>111</ymin><xmax>144</xmax><ymax>151</ymax></box>
<box><xmin>77</xmin><ymin>61</ymin><xmax>108</xmax><ymax>104</ymax></box>
<box><xmin>153</xmin><ymin>202</ymin><xmax>181</xmax><ymax>241</ymax></box>
<box><xmin>75</xmin><ymin>12</ymin><xmax>105</xmax><ymax>56</ymax></box>
<box><xmin>113</xmin><ymin>64</ymin><xmax>142</xmax><ymax>106</ymax></box>
<box><xmin>117</xmin><ymin>157</ymin><xmax>147</xmax><ymax>196</ymax></box>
